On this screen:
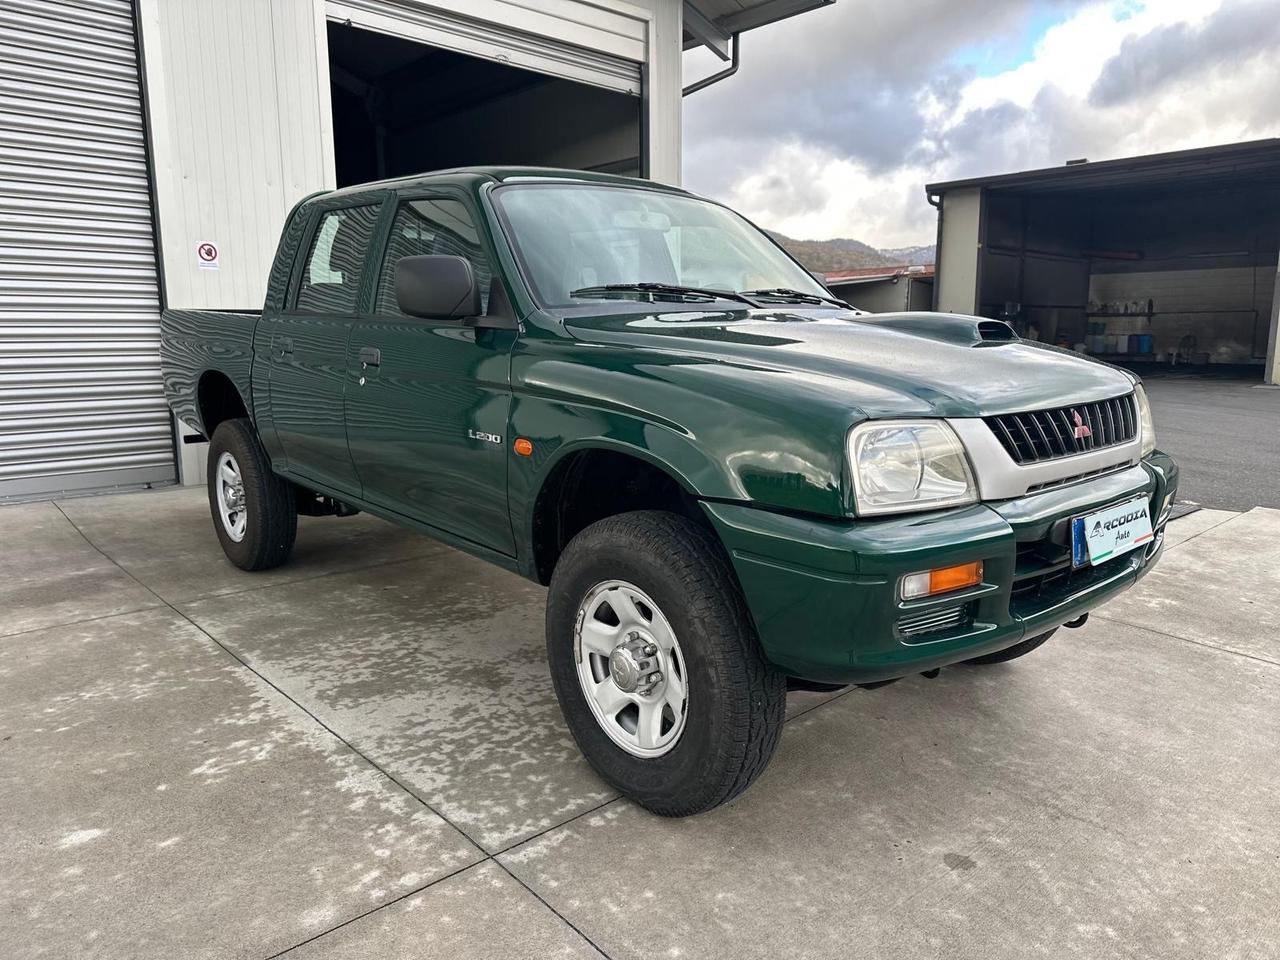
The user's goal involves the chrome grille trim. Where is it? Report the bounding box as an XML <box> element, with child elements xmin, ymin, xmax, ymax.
<box><xmin>898</xmin><ymin>605</ymin><xmax>966</xmax><ymax>637</ymax></box>
<box><xmin>1026</xmin><ymin>463</ymin><xmax>1132</xmax><ymax>494</ymax></box>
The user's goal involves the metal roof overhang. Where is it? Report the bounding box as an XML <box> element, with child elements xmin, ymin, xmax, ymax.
<box><xmin>683</xmin><ymin>0</ymin><xmax>833</xmax><ymax>59</ymax></box>
<box><xmin>926</xmin><ymin>138</ymin><xmax>1280</xmax><ymax>198</ymax></box>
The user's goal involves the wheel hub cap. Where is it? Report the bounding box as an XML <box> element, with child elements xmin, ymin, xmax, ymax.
<box><xmin>608</xmin><ymin>633</ymin><xmax>661</xmax><ymax>695</ymax></box>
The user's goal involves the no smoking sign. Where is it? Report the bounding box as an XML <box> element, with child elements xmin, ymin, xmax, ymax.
<box><xmin>196</xmin><ymin>241</ymin><xmax>220</xmax><ymax>271</ymax></box>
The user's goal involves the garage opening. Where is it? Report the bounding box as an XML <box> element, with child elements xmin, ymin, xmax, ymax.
<box><xmin>327</xmin><ymin>22</ymin><xmax>643</xmax><ymax>189</ymax></box>
<box><xmin>976</xmin><ymin>149</ymin><xmax>1280</xmax><ymax>381</ymax></box>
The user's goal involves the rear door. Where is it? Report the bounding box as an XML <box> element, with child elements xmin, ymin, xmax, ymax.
<box><xmin>263</xmin><ymin>198</ymin><xmax>383</xmax><ymax>495</ymax></box>
<box><xmin>345</xmin><ymin>193</ymin><xmax>516</xmax><ymax>554</ymax></box>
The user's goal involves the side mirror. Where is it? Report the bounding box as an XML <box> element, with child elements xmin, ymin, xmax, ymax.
<box><xmin>395</xmin><ymin>255</ymin><xmax>481</xmax><ymax>320</ymax></box>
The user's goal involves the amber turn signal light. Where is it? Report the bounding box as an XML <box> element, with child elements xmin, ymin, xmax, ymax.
<box><xmin>513</xmin><ymin>437</ymin><xmax>534</xmax><ymax>457</ymax></box>
<box><xmin>900</xmin><ymin>560</ymin><xmax>983</xmax><ymax>600</ymax></box>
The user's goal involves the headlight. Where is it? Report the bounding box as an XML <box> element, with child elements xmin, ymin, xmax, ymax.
<box><xmin>849</xmin><ymin>420</ymin><xmax>977</xmax><ymax>516</ymax></box>
<box><xmin>1134</xmin><ymin>383</ymin><xmax>1156</xmax><ymax>457</ymax></box>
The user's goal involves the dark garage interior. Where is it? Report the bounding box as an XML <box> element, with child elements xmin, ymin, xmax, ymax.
<box><xmin>326</xmin><ymin>22</ymin><xmax>643</xmax><ymax>188</ymax></box>
<box><xmin>972</xmin><ymin>141</ymin><xmax>1280</xmax><ymax>379</ymax></box>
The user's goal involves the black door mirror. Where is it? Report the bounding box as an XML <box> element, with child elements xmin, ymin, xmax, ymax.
<box><xmin>395</xmin><ymin>255</ymin><xmax>481</xmax><ymax>320</ymax></box>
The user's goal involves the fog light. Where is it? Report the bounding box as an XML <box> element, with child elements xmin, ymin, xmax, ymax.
<box><xmin>901</xmin><ymin>561</ymin><xmax>984</xmax><ymax>600</ymax></box>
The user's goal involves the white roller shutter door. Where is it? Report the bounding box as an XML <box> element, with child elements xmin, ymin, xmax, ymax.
<box><xmin>0</xmin><ymin>0</ymin><xmax>174</xmax><ymax>501</ymax></box>
<box><xmin>326</xmin><ymin>0</ymin><xmax>645</xmax><ymax>95</ymax></box>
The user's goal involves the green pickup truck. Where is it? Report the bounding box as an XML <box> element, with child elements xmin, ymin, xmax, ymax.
<box><xmin>161</xmin><ymin>167</ymin><xmax>1177</xmax><ymax>816</ymax></box>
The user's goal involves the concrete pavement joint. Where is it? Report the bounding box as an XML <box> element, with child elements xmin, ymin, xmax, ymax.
<box><xmin>263</xmin><ymin>860</ymin><xmax>482</xmax><ymax>959</ymax></box>
<box><xmin>492</xmin><ymin>796</ymin><xmax>622</xmax><ymax>858</ymax></box>
<box><xmin>1092</xmin><ymin>611</ymin><xmax>1280</xmax><ymax>669</ymax></box>
<box><xmin>784</xmin><ymin>683</ymin><xmax>861</xmax><ymax>724</ymax></box>
<box><xmin>171</xmin><ymin>548</ymin><xmax>448</xmax><ymax>605</ymax></box>
<box><xmin>0</xmin><ymin>603</ymin><xmax>163</xmax><ymax>642</ymax></box>
<box><xmin>493</xmin><ymin>859</ymin><xmax>614</xmax><ymax>960</ymax></box>
<box><xmin>1163</xmin><ymin>513</ymin><xmax>1239</xmax><ymax>551</ymax></box>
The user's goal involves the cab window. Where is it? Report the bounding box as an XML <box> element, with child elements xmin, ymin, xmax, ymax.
<box><xmin>375</xmin><ymin>198</ymin><xmax>491</xmax><ymax>316</ymax></box>
<box><xmin>295</xmin><ymin>204</ymin><xmax>380</xmax><ymax>314</ymax></box>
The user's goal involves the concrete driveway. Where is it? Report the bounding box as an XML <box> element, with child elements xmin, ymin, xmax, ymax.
<box><xmin>2</xmin><ymin>489</ymin><xmax>1277</xmax><ymax>959</ymax></box>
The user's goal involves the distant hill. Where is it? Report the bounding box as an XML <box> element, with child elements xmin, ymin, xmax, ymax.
<box><xmin>879</xmin><ymin>244</ymin><xmax>935</xmax><ymax>266</ymax></box>
<box><xmin>767</xmin><ymin>231</ymin><xmax>934</xmax><ymax>273</ymax></box>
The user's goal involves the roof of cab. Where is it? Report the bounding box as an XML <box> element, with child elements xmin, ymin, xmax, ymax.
<box><xmin>319</xmin><ymin>166</ymin><xmax>693</xmax><ymax>201</ymax></box>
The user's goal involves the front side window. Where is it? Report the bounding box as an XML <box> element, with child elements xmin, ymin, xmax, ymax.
<box><xmin>295</xmin><ymin>204</ymin><xmax>381</xmax><ymax>314</ymax></box>
<box><xmin>491</xmin><ymin>183</ymin><xmax>828</xmax><ymax>307</ymax></box>
<box><xmin>375</xmin><ymin>198</ymin><xmax>491</xmax><ymax>316</ymax></box>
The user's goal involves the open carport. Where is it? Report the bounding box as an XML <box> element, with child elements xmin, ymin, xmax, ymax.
<box><xmin>2</xmin><ymin>486</ymin><xmax>1277</xmax><ymax>959</ymax></box>
<box><xmin>929</xmin><ymin>139</ymin><xmax>1280</xmax><ymax>384</ymax></box>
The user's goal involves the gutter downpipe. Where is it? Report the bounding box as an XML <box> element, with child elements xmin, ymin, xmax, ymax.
<box><xmin>928</xmin><ymin>190</ymin><xmax>943</xmax><ymax>310</ymax></box>
<box><xmin>683</xmin><ymin>33</ymin><xmax>740</xmax><ymax>96</ymax></box>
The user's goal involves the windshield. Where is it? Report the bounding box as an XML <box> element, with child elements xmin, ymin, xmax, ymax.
<box><xmin>491</xmin><ymin>183</ymin><xmax>830</xmax><ymax>308</ymax></box>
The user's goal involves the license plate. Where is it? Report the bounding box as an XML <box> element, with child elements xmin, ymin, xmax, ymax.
<box><xmin>1071</xmin><ymin>496</ymin><xmax>1154</xmax><ymax>568</ymax></box>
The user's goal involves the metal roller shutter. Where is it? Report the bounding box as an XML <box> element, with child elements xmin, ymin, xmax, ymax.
<box><xmin>0</xmin><ymin>0</ymin><xmax>174</xmax><ymax>501</ymax></box>
<box><xmin>326</xmin><ymin>0</ymin><xmax>645</xmax><ymax>96</ymax></box>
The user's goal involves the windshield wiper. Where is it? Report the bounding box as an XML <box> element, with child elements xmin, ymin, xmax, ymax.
<box><xmin>569</xmin><ymin>282</ymin><xmax>761</xmax><ymax>308</ymax></box>
<box><xmin>741</xmin><ymin>287</ymin><xmax>852</xmax><ymax>309</ymax></box>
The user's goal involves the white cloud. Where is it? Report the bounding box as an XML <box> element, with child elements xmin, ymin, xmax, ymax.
<box><xmin>684</xmin><ymin>0</ymin><xmax>1280</xmax><ymax>248</ymax></box>
<box><xmin>955</xmin><ymin>0</ymin><xmax>1219</xmax><ymax>114</ymax></box>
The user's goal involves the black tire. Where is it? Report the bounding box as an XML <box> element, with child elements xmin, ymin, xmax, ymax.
<box><xmin>206</xmin><ymin>418</ymin><xmax>297</xmax><ymax>571</ymax></box>
<box><xmin>963</xmin><ymin>627</ymin><xmax>1058</xmax><ymax>665</ymax></box>
<box><xmin>546</xmin><ymin>510</ymin><xmax>786</xmax><ymax>817</ymax></box>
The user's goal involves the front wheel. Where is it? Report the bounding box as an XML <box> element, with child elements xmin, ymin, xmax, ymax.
<box><xmin>546</xmin><ymin>511</ymin><xmax>785</xmax><ymax>817</ymax></box>
<box><xmin>207</xmin><ymin>419</ymin><xmax>297</xmax><ymax>571</ymax></box>
<box><xmin>963</xmin><ymin>627</ymin><xmax>1058</xmax><ymax>665</ymax></box>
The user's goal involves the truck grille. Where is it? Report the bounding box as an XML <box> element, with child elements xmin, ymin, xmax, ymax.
<box><xmin>986</xmin><ymin>394</ymin><xmax>1137</xmax><ymax>464</ymax></box>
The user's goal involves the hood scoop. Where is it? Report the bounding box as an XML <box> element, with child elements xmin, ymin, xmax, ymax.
<box><xmin>854</xmin><ymin>312</ymin><xmax>1018</xmax><ymax>347</ymax></box>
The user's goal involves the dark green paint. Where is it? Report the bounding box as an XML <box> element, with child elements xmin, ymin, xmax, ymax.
<box><xmin>160</xmin><ymin>167</ymin><xmax>1177</xmax><ymax>684</ymax></box>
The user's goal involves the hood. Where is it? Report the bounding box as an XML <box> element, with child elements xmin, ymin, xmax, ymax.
<box><xmin>560</xmin><ymin>307</ymin><xmax>1135</xmax><ymax>419</ymax></box>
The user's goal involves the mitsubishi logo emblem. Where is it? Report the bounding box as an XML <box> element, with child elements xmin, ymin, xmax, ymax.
<box><xmin>1071</xmin><ymin>410</ymin><xmax>1092</xmax><ymax>440</ymax></box>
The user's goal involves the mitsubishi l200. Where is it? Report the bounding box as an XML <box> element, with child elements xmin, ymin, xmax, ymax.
<box><xmin>161</xmin><ymin>168</ymin><xmax>1177</xmax><ymax>815</ymax></box>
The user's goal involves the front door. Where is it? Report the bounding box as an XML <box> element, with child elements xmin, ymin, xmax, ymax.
<box><xmin>264</xmin><ymin>200</ymin><xmax>382</xmax><ymax>495</ymax></box>
<box><xmin>345</xmin><ymin>194</ymin><xmax>517</xmax><ymax>555</ymax></box>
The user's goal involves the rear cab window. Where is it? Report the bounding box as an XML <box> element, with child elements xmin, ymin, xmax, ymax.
<box><xmin>294</xmin><ymin>203</ymin><xmax>382</xmax><ymax>314</ymax></box>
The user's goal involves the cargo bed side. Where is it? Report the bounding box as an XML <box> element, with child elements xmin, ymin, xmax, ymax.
<box><xmin>160</xmin><ymin>308</ymin><xmax>261</xmax><ymax>437</ymax></box>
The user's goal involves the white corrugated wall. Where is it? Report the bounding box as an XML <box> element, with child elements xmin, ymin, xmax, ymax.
<box><xmin>138</xmin><ymin>0</ymin><xmax>675</xmax><ymax>315</ymax></box>
<box><xmin>137</xmin><ymin>0</ymin><xmax>336</xmax><ymax>312</ymax></box>
<box><xmin>0</xmin><ymin>0</ymin><xmax>176</xmax><ymax>500</ymax></box>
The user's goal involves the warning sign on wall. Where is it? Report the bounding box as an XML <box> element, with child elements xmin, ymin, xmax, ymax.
<box><xmin>196</xmin><ymin>241</ymin><xmax>220</xmax><ymax>271</ymax></box>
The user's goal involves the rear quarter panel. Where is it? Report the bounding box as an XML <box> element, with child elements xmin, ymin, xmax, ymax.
<box><xmin>160</xmin><ymin>309</ymin><xmax>260</xmax><ymax>436</ymax></box>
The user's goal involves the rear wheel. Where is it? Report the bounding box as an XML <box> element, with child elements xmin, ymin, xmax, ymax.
<box><xmin>963</xmin><ymin>627</ymin><xmax>1057</xmax><ymax>665</ymax></box>
<box><xmin>546</xmin><ymin>510</ymin><xmax>785</xmax><ymax>816</ymax></box>
<box><xmin>207</xmin><ymin>419</ymin><xmax>296</xmax><ymax>571</ymax></box>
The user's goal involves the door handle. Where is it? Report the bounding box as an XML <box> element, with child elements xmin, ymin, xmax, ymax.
<box><xmin>358</xmin><ymin>346</ymin><xmax>381</xmax><ymax>368</ymax></box>
<box><xmin>274</xmin><ymin>335</ymin><xmax>293</xmax><ymax>359</ymax></box>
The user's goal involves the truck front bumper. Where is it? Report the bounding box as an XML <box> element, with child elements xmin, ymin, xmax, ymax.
<box><xmin>702</xmin><ymin>452</ymin><xmax>1178</xmax><ymax>685</ymax></box>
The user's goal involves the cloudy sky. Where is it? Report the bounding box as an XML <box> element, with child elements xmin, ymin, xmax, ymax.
<box><xmin>681</xmin><ymin>0</ymin><xmax>1280</xmax><ymax>248</ymax></box>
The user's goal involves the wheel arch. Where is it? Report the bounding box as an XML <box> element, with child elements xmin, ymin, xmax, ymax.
<box><xmin>196</xmin><ymin>370</ymin><xmax>250</xmax><ymax>438</ymax></box>
<box><xmin>526</xmin><ymin>439</ymin><xmax>714</xmax><ymax>585</ymax></box>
